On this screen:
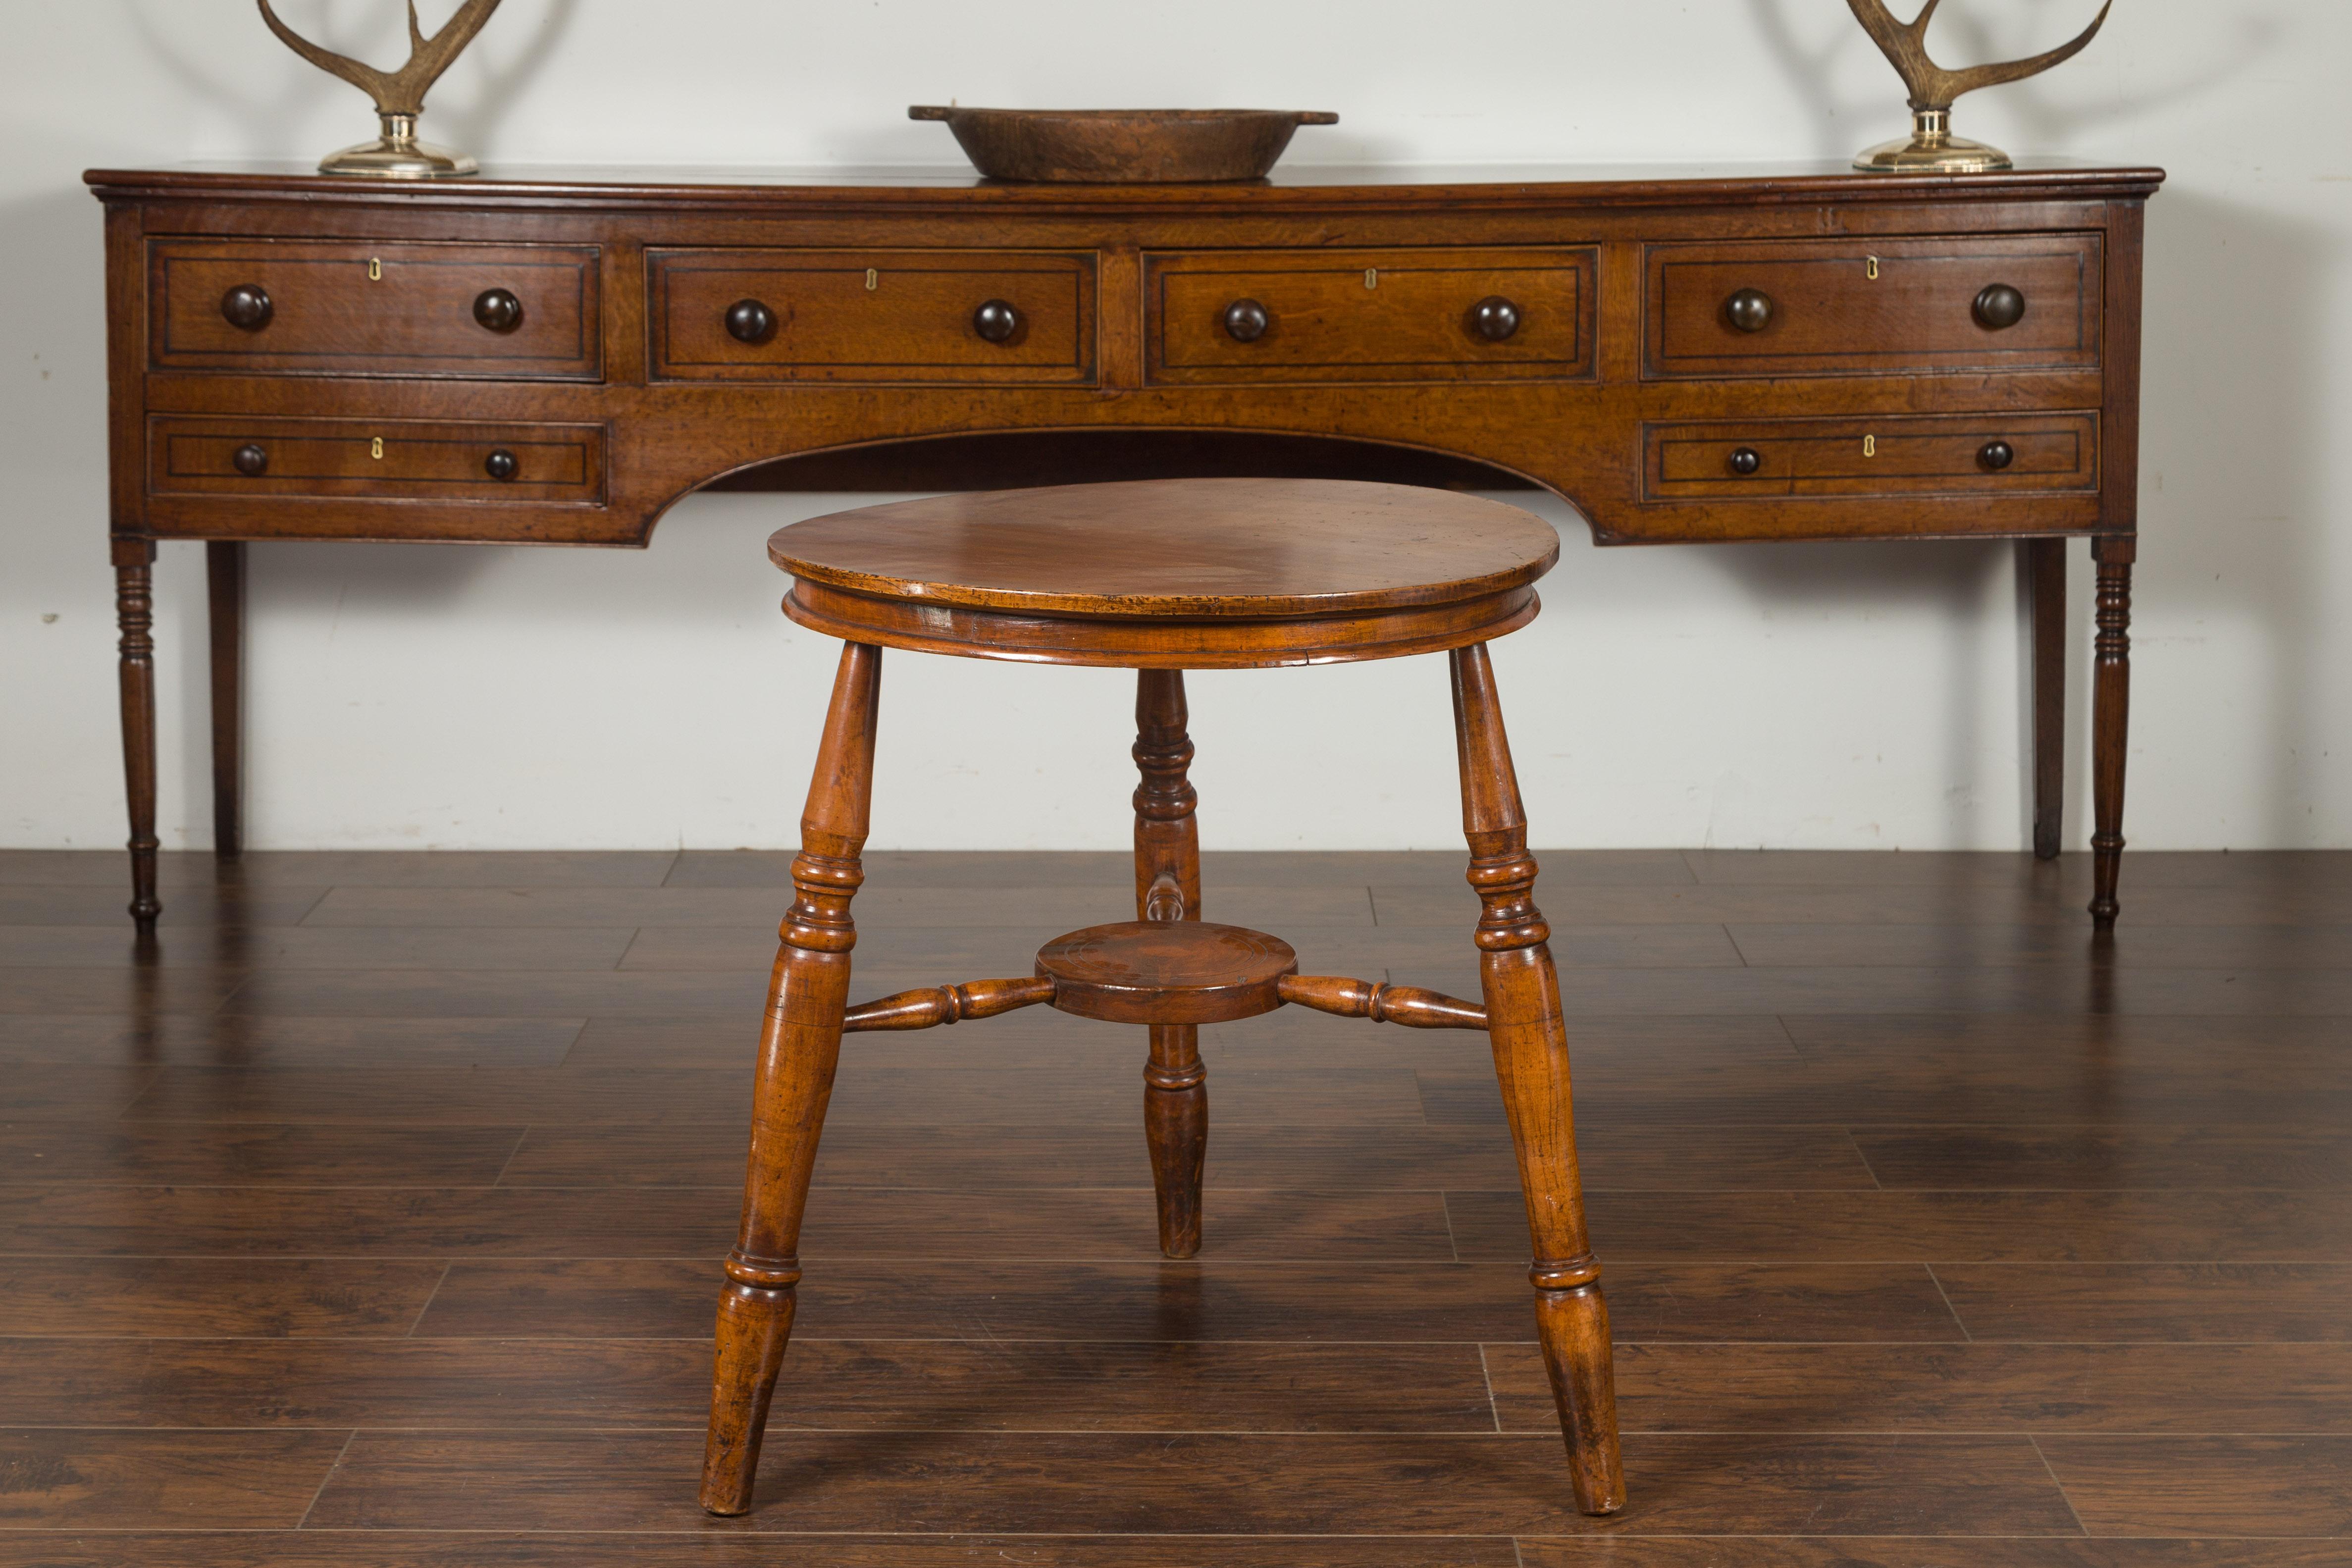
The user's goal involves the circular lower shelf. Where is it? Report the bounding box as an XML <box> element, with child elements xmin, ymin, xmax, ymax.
<box><xmin>1036</xmin><ymin>920</ymin><xmax>1298</xmax><ymax>1025</ymax></box>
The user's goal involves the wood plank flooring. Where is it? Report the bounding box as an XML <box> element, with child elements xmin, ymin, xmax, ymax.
<box><xmin>0</xmin><ymin>845</ymin><xmax>2347</xmax><ymax>1565</ymax></box>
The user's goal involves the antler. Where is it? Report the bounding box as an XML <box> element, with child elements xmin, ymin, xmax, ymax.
<box><xmin>1844</xmin><ymin>0</ymin><xmax>2113</xmax><ymax>112</ymax></box>
<box><xmin>257</xmin><ymin>0</ymin><xmax>504</xmax><ymax>117</ymax></box>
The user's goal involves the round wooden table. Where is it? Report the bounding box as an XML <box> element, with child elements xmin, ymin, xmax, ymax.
<box><xmin>701</xmin><ymin>478</ymin><xmax>1625</xmax><ymax>1519</ymax></box>
<box><xmin>768</xmin><ymin>474</ymin><xmax>1558</xmax><ymax>666</ymax></box>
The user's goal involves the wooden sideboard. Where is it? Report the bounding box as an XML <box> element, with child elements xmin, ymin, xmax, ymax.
<box><xmin>87</xmin><ymin>160</ymin><xmax>2162</xmax><ymax>929</ymax></box>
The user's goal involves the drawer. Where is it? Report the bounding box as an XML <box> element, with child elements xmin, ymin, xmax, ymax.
<box><xmin>1644</xmin><ymin>234</ymin><xmax>2100</xmax><ymax>379</ymax></box>
<box><xmin>1147</xmin><ymin>247</ymin><xmax>1595</xmax><ymax>384</ymax></box>
<box><xmin>1644</xmin><ymin>413</ymin><xmax>2097</xmax><ymax>500</ymax></box>
<box><xmin>149</xmin><ymin>417</ymin><xmax>606</xmax><ymax>505</ymax></box>
<box><xmin>149</xmin><ymin>241</ymin><xmax>601</xmax><ymax>379</ymax></box>
<box><xmin>650</xmin><ymin>249</ymin><xmax>1095</xmax><ymax>383</ymax></box>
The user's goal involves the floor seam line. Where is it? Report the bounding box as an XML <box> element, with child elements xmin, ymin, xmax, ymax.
<box><xmin>488</xmin><ymin>1129</ymin><xmax>533</xmax><ymax>1187</ymax></box>
<box><xmin>1476</xmin><ymin>1342</ymin><xmax>1503</xmax><ymax>1433</ymax></box>
<box><xmin>292</xmin><ymin>1429</ymin><xmax>358</xmax><ymax>1530</ymax></box>
<box><xmin>1846</xmin><ymin>1127</ymin><xmax>1886</xmax><ymax>1191</ymax></box>
<box><xmin>2028</xmin><ymin>1433</ymin><xmax>2094</xmax><ymax>1537</ymax></box>
<box><xmin>404</xmin><ymin>1262</ymin><xmax>455</xmax><ymax>1338</ymax></box>
<box><xmin>1924</xmin><ymin>1264</ymin><xmax>1973</xmax><ymax>1343</ymax></box>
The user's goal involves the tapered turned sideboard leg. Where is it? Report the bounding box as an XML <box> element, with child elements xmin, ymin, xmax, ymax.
<box><xmin>1449</xmin><ymin>642</ymin><xmax>1625</xmax><ymax>1516</ymax></box>
<box><xmin>2027</xmin><ymin>538</ymin><xmax>2067</xmax><ymax>862</ymax></box>
<box><xmin>113</xmin><ymin>540</ymin><xmax>161</xmax><ymax>932</ymax></box>
<box><xmin>1133</xmin><ymin>670</ymin><xmax>1207</xmax><ymax>1259</ymax></box>
<box><xmin>2089</xmin><ymin>538</ymin><xmax>2134</xmax><ymax>928</ymax></box>
<box><xmin>207</xmin><ymin>542</ymin><xmax>247</xmax><ymax>858</ymax></box>
<box><xmin>700</xmin><ymin>641</ymin><xmax>883</xmax><ymax>1517</ymax></box>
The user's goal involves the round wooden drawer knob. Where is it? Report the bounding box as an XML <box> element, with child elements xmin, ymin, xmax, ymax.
<box><xmin>1728</xmin><ymin>447</ymin><xmax>1762</xmax><ymax>476</ymax></box>
<box><xmin>1979</xmin><ymin>439</ymin><xmax>2016</xmax><ymax>471</ymax></box>
<box><xmin>232</xmin><ymin>443</ymin><xmax>269</xmax><ymax>476</ymax></box>
<box><xmin>1470</xmin><ymin>296</ymin><xmax>1521</xmax><ymax>342</ymax></box>
<box><xmin>485</xmin><ymin>449</ymin><xmax>520</xmax><ymax>481</ymax></box>
<box><xmin>725</xmin><ymin>299</ymin><xmax>776</xmax><ymax>345</ymax></box>
<box><xmin>973</xmin><ymin>299</ymin><xmax>1020</xmax><ymax>343</ymax></box>
<box><xmin>1974</xmin><ymin>283</ymin><xmax>2027</xmax><ymax>330</ymax></box>
<box><xmin>1726</xmin><ymin>288</ymin><xmax>1774</xmax><ymax>333</ymax></box>
<box><xmin>220</xmin><ymin>285</ymin><xmax>273</xmax><ymax>332</ymax></box>
<box><xmin>1223</xmin><ymin>298</ymin><xmax>1270</xmax><ymax>342</ymax></box>
<box><xmin>473</xmin><ymin>288</ymin><xmax>524</xmax><ymax>333</ymax></box>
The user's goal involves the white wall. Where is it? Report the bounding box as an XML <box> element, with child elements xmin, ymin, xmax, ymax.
<box><xmin>3</xmin><ymin>0</ymin><xmax>2345</xmax><ymax>853</ymax></box>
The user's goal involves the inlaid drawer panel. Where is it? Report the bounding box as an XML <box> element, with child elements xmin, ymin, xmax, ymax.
<box><xmin>149</xmin><ymin>241</ymin><xmax>602</xmax><ymax>379</ymax></box>
<box><xmin>149</xmin><ymin>417</ymin><xmax>606</xmax><ymax>505</ymax></box>
<box><xmin>650</xmin><ymin>249</ymin><xmax>1095</xmax><ymax>383</ymax></box>
<box><xmin>1147</xmin><ymin>247</ymin><xmax>1596</xmax><ymax>384</ymax></box>
<box><xmin>1644</xmin><ymin>412</ymin><xmax>2097</xmax><ymax>500</ymax></box>
<box><xmin>1644</xmin><ymin>234</ymin><xmax>2101</xmax><ymax>379</ymax></box>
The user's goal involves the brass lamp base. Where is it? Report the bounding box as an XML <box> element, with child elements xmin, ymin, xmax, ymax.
<box><xmin>1854</xmin><ymin>109</ymin><xmax>2012</xmax><ymax>173</ymax></box>
<box><xmin>319</xmin><ymin>113</ymin><xmax>479</xmax><ymax>179</ymax></box>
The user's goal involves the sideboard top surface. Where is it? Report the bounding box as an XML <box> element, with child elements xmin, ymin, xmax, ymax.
<box><xmin>86</xmin><ymin>160</ymin><xmax>2166</xmax><ymax>211</ymax></box>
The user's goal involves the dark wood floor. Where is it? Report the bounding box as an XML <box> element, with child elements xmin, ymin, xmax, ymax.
<box><xmin>1</xmin><ymin>845</ymin><xmax>2349</xmax><ymax>1565</ymax></box>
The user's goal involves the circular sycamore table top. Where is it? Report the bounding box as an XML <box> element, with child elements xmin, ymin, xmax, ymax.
<box><xmin>767</xmin><ymin>477</ymin><xmax>1558</xmax><ymax>668</ymax></box>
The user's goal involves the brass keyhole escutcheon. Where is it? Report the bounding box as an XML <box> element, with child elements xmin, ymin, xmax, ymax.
<box><xmin>1864</xmin><ymin>434</ymin><xmax>1877</xmax><ymax>458</ymax></box>
<box><xmin>371</xmin><ymin>436</ymin><xmax>385</xmax><ymax>461</ymax></box>
<box><xmin>368</xmin><ymin>258</ymin><xmax>382</xmax><ymax>281</ymax></box>
<box><xmin>1866</xmin><ymin>255</ymin><xmax>1881</xmax><ymax>280</ymax></box>
<box><xmin>865</xmin><ymin>268</ymin><xmax>878</xmax><ymax>291</ymax></box>
<box><xmin>1364</xmin><ymin>268</ymin><xmax>1378</xmax><ymax>290</ymax></box>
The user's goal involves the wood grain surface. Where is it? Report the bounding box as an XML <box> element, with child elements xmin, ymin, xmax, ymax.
<box><xmin>766</xmin><ymin>478</ymin><xmax>1560</xmax><ymax>617</ymax></box>
<box><xmin>0</xmin><ymin>844</ymin><xmax>2342</xmax><ymax>1561</ymax></box>
<box><xmin>89</xmin><ymin>164</ymin><xmax>2160</xmax><ymax>941</ymax></box>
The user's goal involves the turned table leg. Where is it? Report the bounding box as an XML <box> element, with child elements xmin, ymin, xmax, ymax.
<box><xmin>207</xmin><ymin>541</ymin><xmax>247</xmax><ymax>858</ymax></box>
<box><xmin>2090</xmin><ymin>538</ymin><xmax>2134</xmax><ymax>928</ymax></box>
<box><xmin>1133</xmin><ymin>669</ymin><xmax>1206</xmax><ymax>1259</ymax></box>
<box><xmin>113</xmin><ymin>539</ymin><xmax>161</xmax><ymax>931</ymax></box>
<box><xmin>1450</xmin><ymin>642</ymin><xmax>1625</xmax><ymax>1516</ymax></box>
<box><xmin>700</xmin><ymin>641</ymin><xmax>882</xmax><ymax>1516</ymax></box>
<box><xmin>2026</xmin><ymin>538</ymin><xmax>2067</xmax><ymax>862</ymax></box>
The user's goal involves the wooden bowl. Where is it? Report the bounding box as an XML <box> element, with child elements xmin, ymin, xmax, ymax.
<box><xmin>908</xmin><ymin>107</ymin><xmax>1338</xmax><ymax>184</ymax></box>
